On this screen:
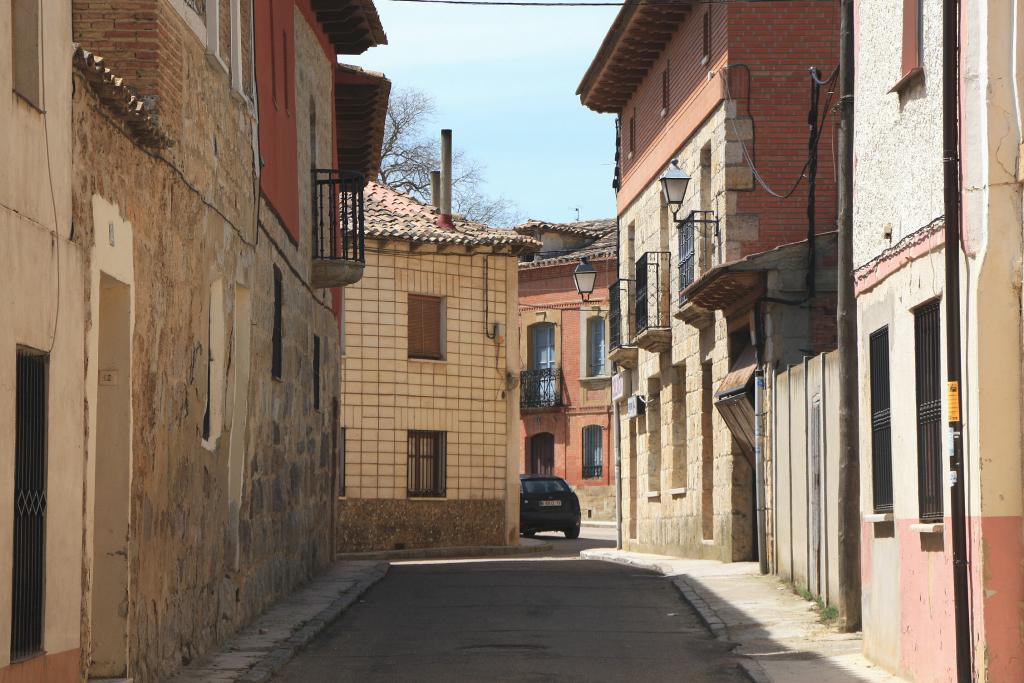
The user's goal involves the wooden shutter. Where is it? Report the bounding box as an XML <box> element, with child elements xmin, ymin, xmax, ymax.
<box><xmin>408</xmin><ymin>295</ymin><xmax>442</xmax><ymax>359</ymax></box>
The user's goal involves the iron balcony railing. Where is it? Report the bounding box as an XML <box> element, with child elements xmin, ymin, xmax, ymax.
<box><xmin>520</xmin><ymin>368</ymin><xmax>563</xmax><ymax>409</ymax></box>
<box><xmin>678</xmin><ymin>210</ymin><xmax>719</xmax><ymax>300</ymax></box>
<box><xmin>312</xmin><ymin>169</ymin><xmax>366</xmax><ymax>263</ymax></box>
<box><xmin>608</xmin><ymin>278</ymin><xmax>634</xmax><ymax>350</ymax></box>
<box><xmin>583</xmin><ymin>463</ymin><xmax>603</xmax><ymax>479</ymax></box>
<box><xmin>636</xmin><ymin>251</ymin><xmax>671</xmax><ymax>333</ymax></box>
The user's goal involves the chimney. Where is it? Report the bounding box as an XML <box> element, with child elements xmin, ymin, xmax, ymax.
<box><xmin>430</xmin><ymin>170</ymin><xmax>441</xmax><ymax>210</ymax></box>
<box><xmin>439</xmin><ymin>129</ymin><xmax>453</xmax><ymax>228</ymax></box>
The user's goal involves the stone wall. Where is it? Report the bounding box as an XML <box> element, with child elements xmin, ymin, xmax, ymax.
<box><xmin>72</xmin><ymin>4</ymin><xmax>341</xmax><ymax>681</ymax></box>
<box><xmin>335</xmin><ymin>500</ymin><xmax>506</xmax><ymax>552</ymax></box>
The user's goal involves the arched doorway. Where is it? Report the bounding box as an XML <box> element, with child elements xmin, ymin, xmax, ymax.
<box><xmin>529</xmin><ymin>432</ymin><xmax>555</xmax><ymax>475</ymax></box>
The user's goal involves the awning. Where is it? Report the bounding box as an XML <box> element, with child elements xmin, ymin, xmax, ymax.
<box><xmin>714</xmin><ymin>346</ymin><xmax>757</xmax><ymax>460</ymax></box>
<box><xmin>334</xmin><ymin>64</ymin><xmax>391</xmax><ymax>180</ymax></box>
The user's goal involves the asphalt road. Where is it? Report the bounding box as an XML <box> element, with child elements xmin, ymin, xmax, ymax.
<box><xmin>271</xmin><ymin>527</ymin><xmax>746</xmax><ymax>682</ymax></box>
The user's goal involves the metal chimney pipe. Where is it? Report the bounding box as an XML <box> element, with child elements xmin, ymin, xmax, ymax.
<box><xmin>439</xmin><ymin>129</ymin><xmax>453</xmax><ymax>228</ymax></box>
<box><xmin>430</xmin><ymin>170</ymin><xmax>441</xmax><ymax>210</ymax></box>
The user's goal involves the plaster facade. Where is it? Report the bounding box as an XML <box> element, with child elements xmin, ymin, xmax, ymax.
<box><xmin>0</xmin><ymin>1</ymin><xmax>86</xmax><ymax>680</ymax></box>
<box><xmin>337</xmin><ymin>235</ymin><xmax>524</xmax><ymax>552</ymax></box>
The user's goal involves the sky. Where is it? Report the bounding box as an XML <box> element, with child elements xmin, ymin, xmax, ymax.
<box><xmin>347</xmin><ymin>0</ymin><xmax>621</xmax><ymax>226</ymax></box>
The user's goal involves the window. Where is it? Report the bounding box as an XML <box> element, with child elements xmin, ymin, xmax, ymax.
<box><xmin>272</xmin><ymin>265</ymin><xmax>282</xmax><ymax>379</ymax></box>
<box><xmin>12</xmin><ymin>0</ymin><xmax>42</xmax><ymax>107</ymax></box>
<box><xmin>914</xmin><ymin>302</ymin><xmax>943</xmax><ymax>521</ymax></box>
<box><xmin>661</xmin><ymin>64</ymin><xmax>670</xmax><ymax>114</ymax></box>
<box><xmin>587</xmin><ymin>316</ymin><xmax>606</xmax><ymax>376</ymax></box>
<box><xmin>583</xmin><ymin>425</ymin><xmax>603</xmax><ymax>479</ymax></box>
<box><xmin>12</xmin><ymin>349</ymin><xmax>47</xmax><ymax>661</ymax></box>
<box><xmin>701</xmin><ymin>11</ymin><xmax>711</xmax><ymax>64</ymax></box>
<box><xmin>408</xmin><ymin>294</ymin><xmax>444</xmax><ymax>360</ymax></box>
<box><xmin>408</xmin><ymin>431</ymin><xmax>446</xmax><ymax>497</ymax></box>
<box><xmin>522</xmin><ymin>478</ymin><xmax>570</xmax><ymax>495</ymax></box>
<box><xmin>313</xmin><ymin>335</ymin><xmax>321</xmax><ymax>411</ymax></box>
<box><xmin>901</xmin><ymin>0</ymin><xmax>924</xmax><ymax>77</ymax></box>
<box><xmin>869</xmin><ymin>327</ymin><xmax>893</xmax><ymax>513</ymax></box>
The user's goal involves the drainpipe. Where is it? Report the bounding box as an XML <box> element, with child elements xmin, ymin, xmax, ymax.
<box><xmin>753</xmin><ymin>303</ymin><xmax>768</xmax><ymax>574</ymax></box>
<box><xmin>439</xmin><ymin>129</ymin><xmax>453</xmax><ymax>228</ymax></box>
<box><xmin>430</xmin><ymin>170</ymin><xmax>441</xmax><ymax>210</ymax></box>
<box><xmin>942</xmin><ymin>0</ymin><xmax>971</xmax><ymax>678</ymax></box>
<box><xmin>613</xmin><ymin>395</ymin><xmax>623</xmax><ymax>549</ymax></box>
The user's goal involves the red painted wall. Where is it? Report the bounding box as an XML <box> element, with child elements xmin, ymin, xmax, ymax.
<box><xmin>519</xmin><ymin>257</ymin><xmax>616</xmax><ymax>489</ymax></box>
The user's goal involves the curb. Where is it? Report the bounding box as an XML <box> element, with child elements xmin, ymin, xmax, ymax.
<box><xmin>234</xmin><ymin>562</ymin><xmax>389</xmax><ymax>683</ymax></box>
<box><xmin>335</xmin><ymin>540</ymin><xmax>553</xmax><ymax>562</ymax></box>
<box><xmin>580</xmin><ymin>550</ymin><xmax>772</xmax><ymax>683</ymax></box>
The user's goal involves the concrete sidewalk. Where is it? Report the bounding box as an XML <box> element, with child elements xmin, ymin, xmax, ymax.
<box><xmin>168</xmin><ymin>561</ymin><xmax>387</xmax><ymax>683</ymax></box>
<box><xmin>581</xmin><ymin>548</ymin><xmax>905</xmax><ymax>683</ymax></box>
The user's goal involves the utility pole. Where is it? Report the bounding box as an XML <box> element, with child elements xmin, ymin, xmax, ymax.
<box><xmin>942</xmin><ymin>0</ymin><xmax>971</xmax><ymax>678</ymax></box>
<box><xmin>836</xmin><ymin>0</ymin><xmax>861</xmax><ymax>631</ymax></box>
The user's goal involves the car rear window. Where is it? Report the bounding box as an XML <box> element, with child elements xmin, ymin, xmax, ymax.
<box><xmin>522</xmin><ymin>479</ymin><xmax>570</xmax><ymax>494</ymax></box>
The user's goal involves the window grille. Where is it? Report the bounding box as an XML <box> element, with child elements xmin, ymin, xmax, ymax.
<box><xmin>313</xmin><ymin>335</ymin><xmax>320</xmax><ymax>411</ymax></box>
<box><xmin>583</xmin><ymin>425</ymin><xmax>603</xmax><ymax>479</ymax></box>
<box><xmin>914</xmin><ymin>302</ymin><xmax>943</xmax><ymax>521</ymax></box>
<box><xmin>636</xmin><ymin>252</ymin><xmax>671</xmax><ymax>332</ymax></box>
<box><xmin>12</xmin><ymin>349</ymin><xmax>47</xmax><ymax>661</ymax></box>
<box><xmin>870</xmin><ymin>327</ymin><xmax>893</xmax><ymax>513</ymax></box>
<box><xmin>408</xmin><ymin>295</ymin><xmax>444</xmax><ymax>359</ymax></box>
<box><xmin>272</xmin><ymin>265</ymin><xmax>282</xmax><ymax>379</ymax></box>
<box><xmin>408</xmin><ymin>431</ymin><xmax>446</xmax><ymax>497</ymax></box>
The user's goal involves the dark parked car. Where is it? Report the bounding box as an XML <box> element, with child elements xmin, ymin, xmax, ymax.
<box><xmin>519</xmin><ymin>474</ymin><xmax>581</xmax><ymax>539</ymax></box>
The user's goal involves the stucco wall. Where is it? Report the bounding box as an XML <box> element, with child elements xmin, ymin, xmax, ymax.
<box><xmin>338</xmin><ymin>239</ymin><xmax>520</xmax><ymax>551</ymax></box>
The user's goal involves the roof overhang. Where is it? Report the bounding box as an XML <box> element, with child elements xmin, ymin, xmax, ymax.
<box><xmin>311</xmin><ymin>0</ymin><xmax>388</xmax><ymax>55</ymax></box>
<box><xmin>334</xmin><ymin>63</ymin><xmax>391</xmax><ymax>179</ymax></box>
<box><xmin>577</xmin><ymin>0</ymin><xmax>693</xmax><ymax>113</ymax></box>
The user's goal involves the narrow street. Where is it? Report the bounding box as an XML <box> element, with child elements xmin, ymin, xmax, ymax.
<box><xmin>271</xmin><ymin>528</ymin><xmax>747</xmax><ymax>682</ymax></box>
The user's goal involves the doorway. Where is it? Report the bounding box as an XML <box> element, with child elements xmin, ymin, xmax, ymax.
<box><xmin>90</xmin><ymin>274</ymin><xmax>131</xmax><ymax>677</ymax></box>
<box><xmin>529</xmin><ymin>432</ymin><xmax>555</xmax><ymax>475</ymax></box>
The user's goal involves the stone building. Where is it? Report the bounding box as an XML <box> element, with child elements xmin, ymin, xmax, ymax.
<box><xmin>0</xmin><ymin>1</ymin><xmax>87</xmax><ymax>680</ymax></box>
<box><xmin>516</xmin><ymin>219</ymin><xmax>617</xmax><ymax>522</ymax></box>
<box><xmin>66</xmin><ymin>1</ymin><xmax>387</xmax><ymax>680</ymax></box>
<box><xmin>578</xmin><ymin>0</ymin><xmax>838</xmax><ymax>561</ymax></box>
<box><xmin>334</xmin><ymin>182</ymin><xmax>539</xmax><ymax>552</ymax></box>
<box><xmin>853</xmin><ymin>0</ymin><xmax>1024</xmax><ymax>679</ymax></box>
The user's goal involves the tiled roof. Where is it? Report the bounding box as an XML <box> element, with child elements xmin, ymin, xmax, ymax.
<box><xmin>517</xmin><ymin>220</ymin><xmax>618</xmax><ymax>270</ymax></box>
<box><xmin>73</xmin><ymin>46</ymin><xmax>174</xmax><ymax>149</ymax></box>
<box><xmin>365</xmin><ymin>182</ymin><xmax>541</xmax><ymax>253</ymax></box>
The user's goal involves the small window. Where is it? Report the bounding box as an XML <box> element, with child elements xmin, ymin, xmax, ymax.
<box><xmin>313</xmin><ymin>335</ymin><xmax>321</xmax><ymax>411</ymax></box>
<box><xmin>701</xmin><ymin>11</ymin><xmax>711</xmax><ymax>64</ymax></box>
<box><xmin>408</xmin><ymin>294</ymin><xmax>444</xmax><ymax>360</ymax></box>
<box><xmin>12</xmin><ymin>349</ymin><xmax>47</xmax><ymax>660</ymax></box>
<box><xmin>408</xmin><ymin>431</ymin><xmax>446</xmax><ymax>497</ymax></box>
<box><xmin>661</xmin><ymin>64</ymin><xmax>670</xmax><ymax>113</ymax></box>
<box><xmin>12</xmin><ymin>0</ymin><xmax>42</xmax><ymax>108</ymax></box>
<box><xmin>869</xmin><ymin>327</ymin><xmax>893</xmax><ymax>513</ymax></box>
<box><xmin>272</xmin><ymin>265</ymin><xmax>283</xmax><ymax>379</ymax></box>
<box><xmin>914</xmin><ymin>301</ymin><xmax>942</xmax><ymax>521</ymax></box>
<box><xmin>587</xmin><ymin>316</ymin><xmax>606</xmax><ymax>377</ymax></box>
<box><xmin>583</xmin><ymin>425</ymin><xmax>603</xmax><ymax>479</ymax></box>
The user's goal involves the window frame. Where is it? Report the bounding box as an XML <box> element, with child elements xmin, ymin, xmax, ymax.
<box><xmin>407</xmin><ymin>294</ymin><xmax>445</xmax><ymax>361</ymax></box>
<box><xmin>582</xmin><ymin>425</ymin><xmax>604</xmax><ymax>479</ymax></box>
<box><xmin>586</xmin><ymin>315</ymin><xmax>606</xmax><ymax>377</ymax></box>
<box><xmin>407</xmin><ymin>430</ymin><xmax>447</xmax><ymax>498</ymax></box>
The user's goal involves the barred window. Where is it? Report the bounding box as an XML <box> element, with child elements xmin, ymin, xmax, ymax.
<box><xmin>583</xmin><ymin>425</ymin><xmax>603</xmax><ymax>479</ymax></box>
<box><xmin>408</xmin><ymin>431</ymin><xmax>446</xmax><ymax>497</ymax></box>
<box><xmin>914</xmin><ymin>302</ymin><xmax>943</xmax><ymax>521</ymax></box>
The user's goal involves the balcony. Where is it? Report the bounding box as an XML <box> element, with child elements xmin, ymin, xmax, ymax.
<box><xmin>635</xmin><ymin>251</ymin><xmax>672</xmax><ymax>352</ymax></box>
<box><xmin>608</xmin><ymin>279</ymin><xmax>638</xmax><ymax>368</ymax></box>
<box><xmin>520</xmin><ymin>368</ymin><xmax>563</xmax><ymax>410</ymax></box>
<box><xmin>675</xmin><ymin>211</ymin><xmax>718</xmax><ymax>327</ymax></box>
<box><xmin>311</xmin><ymin>169</ymin><xmax>366</xmax><ymax>288</ymax></box>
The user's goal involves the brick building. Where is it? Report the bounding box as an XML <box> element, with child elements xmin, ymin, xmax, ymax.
<box><xmin>578</xmin><ymin>0</ymin><xmax>838</xmax><ymax>561</ymax></box>
<box><xmin>334</xmin><ymin>182</ymin><xmax>539</xmax><ymax>552</ymax></box>
<box><xmin>63</xmin><ymin>1</ymin><xmax>387</xmax><ymax>681</ymax></box>
<box><xmin>516</xmin><ymin>219</ymin><xmax>617</xmax><ymax>522</ymax></box>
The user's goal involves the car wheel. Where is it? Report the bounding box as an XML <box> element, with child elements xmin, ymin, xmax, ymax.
<box><xmin>564</xmin><ymin>527</ymin><xmax>580</xmax><ymax>540</ymax></box>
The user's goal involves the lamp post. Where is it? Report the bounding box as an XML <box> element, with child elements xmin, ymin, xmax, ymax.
<box><xmin>573</xmin><ymin>257</ymin><xmax>597</xmax><ymax>302</ymax></box>
<box><xmin>659</xmin><ymin>158</ymin><xmax>691</xmax><ymax>220</ymax></box>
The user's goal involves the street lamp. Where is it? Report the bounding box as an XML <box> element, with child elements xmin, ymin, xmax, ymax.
<box><xmin>573</xmin><ymin>257</ymin><xmax>597</xmax><ymax>302</ymax></box>
<box><xmin>659</xmin><ymin>158</ymin><xmax>691</xmax><ymax>220</ymax></box>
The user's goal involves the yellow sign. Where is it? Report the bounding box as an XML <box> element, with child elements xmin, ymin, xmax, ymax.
<box><xmin>948</xmin><ymin>381</ymin><xmax>961</xmax><ymax>423</ymax></box>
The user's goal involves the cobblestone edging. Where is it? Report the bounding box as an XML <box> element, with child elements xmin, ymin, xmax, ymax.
<box><xmin>579</xmin><ymin>550</ymin><xmax>771</xmax><ymax>683</ymax></box>
<box><xmin>169</xmin><ymin>561</ymin><xmax>389</xmax><ymax>683</ymax></box>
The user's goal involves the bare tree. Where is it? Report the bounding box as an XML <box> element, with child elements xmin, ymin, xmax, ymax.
<box><xmin>378</xmin><ymin>88</ymin><xmax>521</xmax><ymax>227</ymax></box>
